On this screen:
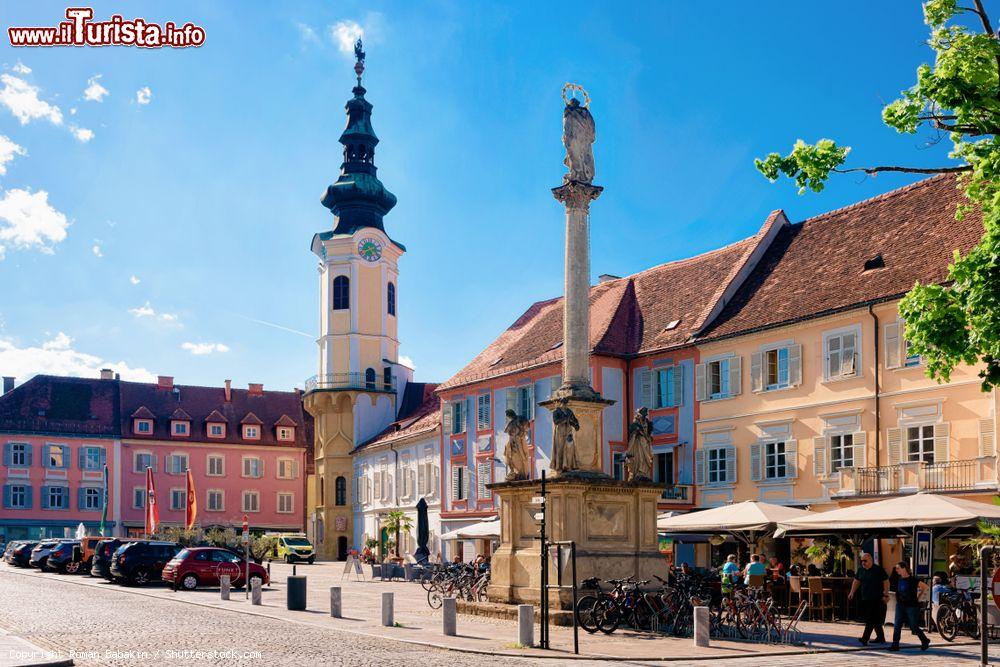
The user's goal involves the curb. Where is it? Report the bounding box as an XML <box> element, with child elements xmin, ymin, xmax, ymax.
<box><xmin>0</xmin><ymin>567</ymin><xmax>981</xmax><ymax>662</ymax></box>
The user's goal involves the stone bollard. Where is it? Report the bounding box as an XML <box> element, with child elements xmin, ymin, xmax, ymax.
<box><xmin>442</xmin><ymin>597</ymin><xmax>457</xmax><ymax>636</ymax></box>
<box><xmin>330</xmin><ymin>586</ymin><xmax>342</xmax><ymax>618</ymax></box>
<box><xmin>287</xmin><ymin>575</ymin><xmax>307</xmax><ymax>611</ymax></box>
<box><xmin>693</xmin><ymin>605</ymin><xmax>710</xmax><ymax>647</ymax></box>
<box><xmin>251</xmin><ymin>578</ymin><xmax>262</xmax><ymax>605</ymax></box>
<box><xmin>267</xmin><ymin>561</ymin><xmax>271</xmax><ymax>577</ymax></box>
<box><xmin>220</xmin><ymin>575</ymin><xmax>231</xmax><ymax>601</ymax></box>
<box><xmin>518</xmin><ymin>604</ymin><xmax>534</xmax><ymax>648</ymax></box>
<box><xmin>381</xmin><ymin>592</ymin><xmax>394</xmax><ymax>627</ymax></box>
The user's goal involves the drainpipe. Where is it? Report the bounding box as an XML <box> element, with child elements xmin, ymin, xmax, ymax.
<box><xmin>390</xmin><ymin>442</ymin><xmax>400</xmax><ymax>554</ymax></box>
<box><xmin>869</xmin><ymin>306</ymin><xmax>881</xmax><ymax>475</ymax></box>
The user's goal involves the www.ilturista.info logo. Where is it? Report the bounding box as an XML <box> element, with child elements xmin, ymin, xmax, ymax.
<box><xmin>8</xmin><ymin>8</ymin><xmax>205</xmax><ymax>48</ymax></box>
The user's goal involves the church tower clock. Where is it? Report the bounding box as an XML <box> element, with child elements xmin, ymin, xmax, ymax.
<box><xmin>304</xmin><ymin>40</ymin><xmax>409</xmax><ymax>560</ymax></box>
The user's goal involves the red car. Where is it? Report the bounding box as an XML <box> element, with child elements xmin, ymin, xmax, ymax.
<box><xmin>162</xmin><ymin>547</ymin><xmax>269</xmax><ymax>591</ymax></box>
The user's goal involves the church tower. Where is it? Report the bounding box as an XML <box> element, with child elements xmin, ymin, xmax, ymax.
<box><xmin>304</xmin><ymin>40</ymin><xmax>410</xmax><ymax>560</ymax></box>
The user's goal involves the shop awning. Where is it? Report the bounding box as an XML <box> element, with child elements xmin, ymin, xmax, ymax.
<box><xmin>775</xmin><ymin>492</ymin><xmax>1000</xmax><ymax>538</ymax></box>
<box><xmin>657</xmin><ymin>501</ymin><xmax>814</xmax><ymax>534</ymax></box>
<box><xmin>440</xmin><ymin>518</ymin><xmax>501</xmax><ymax>541</ymax></box>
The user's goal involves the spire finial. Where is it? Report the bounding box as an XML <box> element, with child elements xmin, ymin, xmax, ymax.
<box><xmin>354</xmin><ymin>38</ymin><xmax>366</xmax><ymax>86</ymax></box>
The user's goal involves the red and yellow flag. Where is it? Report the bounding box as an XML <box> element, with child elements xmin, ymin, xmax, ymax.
<box><xmin>144</xmin><ymin>467</ymin><xmax>159</xmax><ymax>536</ymax></box>
<box><xmin>185</xmin><ymin>468</ymin><xmax>197</xmax><ymax>530</ymax></box>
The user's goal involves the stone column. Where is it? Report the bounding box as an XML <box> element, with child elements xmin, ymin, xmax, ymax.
<box><xmin>552</xmin><ymin>181</ymin><xmax>602</xmax><ymax>400</ymax></box>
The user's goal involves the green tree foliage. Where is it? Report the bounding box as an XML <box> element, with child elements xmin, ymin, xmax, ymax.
<box><xmin>756</xmin><ymin>0</ymin><xmax>1000</xmax><ymax>391</ymax></box>
<box><xmin>382</xmin><ymin>510</ymin><xmax>413</xmax><ymax>558</ymax></box>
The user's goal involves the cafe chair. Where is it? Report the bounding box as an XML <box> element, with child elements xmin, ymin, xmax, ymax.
<box><xmin>748</xmin><ymin>573</ymin><xmax>765</xmax><ymax>589</ymax></box>
<box><xmin>787</xmin><ymin>576</ymin><xmax>802</xmax><ymax>610</ymax></box>
<box><xmin>807</xmin><ymin>577</ymin><xmax>833</xmax><ymax>622</ymax></box>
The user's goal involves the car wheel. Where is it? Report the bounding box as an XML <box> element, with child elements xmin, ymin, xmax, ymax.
<box><xmin>133</xmin><ymin>569</ymin><xmax>151</xmax><ymax>586</ymax></box>
<box><xmin>285</xmin><ymin>555</ymin><xmax>292</xmax><ymax>564</ymax></box>
<box><xmin>64</xmin><ymin>561</ymin><xmax>80</xmax><ymax>574</ymax></box>
<box><xmin>307</xmin><ymin>557</ymin><xmax>315</xmax><ymax>564</ymax></box>
<box><xmin>181</xmin><ymin>573</ymin><xmax>199</xmax><ymax>591</ymax></box>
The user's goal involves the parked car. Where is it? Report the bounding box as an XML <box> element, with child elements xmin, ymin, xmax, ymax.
<box><xmin>162</xmin><ymin>547</ymin><xmax>269</xmax><ymax>591</ymax></box>
<box><xmin>78</xmin><ymin>536</ymin><xmax>104</xmax><ymax>572</ymax></box>
<box><xmin>109</xmin><ymin>540</ymin><xmax>181</xmax><ymax>586</ymax></box>
<box><xmin>271</xmin><ymin>533</ymin><xmax>315</xmax><ymax>564</ymax></box>
<box><xmin>28</xmin><ymin>539</ymin><xmax>65</xmax><ymax>569</ymax></box>
<box><xmin>91</xmin><ymin>538</ymin><xmax>141</xmax><ymax>580</ymax></box>
<box><xmin>45</xmin><ymin>539</ymin><xmax>83</xmax><ymax>574</ymax></box>
<box><xmin>4</xmin><ymin>541</ymin><xmax>37</xmax><ymax>567</ymax></box>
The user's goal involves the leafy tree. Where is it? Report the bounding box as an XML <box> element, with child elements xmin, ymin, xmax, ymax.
<box><xmin>382</xmin><ymin>510</ymin><xmax>413</xmax><ymax>558</ymax></box>
<box><xmin>756</xmin><ymin>0</ymin><xmax>1000</xmax><ymax>391</ymax></box>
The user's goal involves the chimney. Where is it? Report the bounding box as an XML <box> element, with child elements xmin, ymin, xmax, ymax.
<box><xmin>248</xmin><ymin>382</ymin><xmax>264</xmax><ymax>396</ymax></box>
<box><xmin>157</xmin><ymin>375</ymin><xmax>174</xmax><ymax>390</ymax></box>
<box><xmin>99</xmin><ymin>368</ymin><xmax>114</xmax><ymax>380</ymax></box>
<box><xmin>2</xmin><ymin>376</ymin><xmax>14</xmax><ymax>395</ymax></box>
<box><xmin>224</xmin><ymin>379</ymin><xmax>232</xmax><ymax>402</ymax></box>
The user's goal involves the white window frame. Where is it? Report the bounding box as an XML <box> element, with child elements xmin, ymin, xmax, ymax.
<box><xmin>707</xmin><ymin>358</ymin><xmax>730</xmax><ymax>400</ymax></box>
<box><xmin>243</xmin><ymin>425</ymin><xmax>260</xmax><ymax>440</ymax></box>
<box><xmin>707</xmin><ymin>446</ymin><xmax>728</xmax><ymax>484</ymax></box>
<box><xmin>132</xmin><ymin>486</ymin><xmax>146</xmax><ymax>509</ymax></box>
<box><xmin>48</xmin><ymin>486</ymin><xmax>67</xmax><ymax>509</ymax></box>
<box><xmin>82</xmin><ymin>446</ymin><xmax>102</xmax><ymax>471</ymax></box>
<box><xmin>168</xmin><ymin>453</ymin><xmax>189</xmax><ymax>475</ymax></box>
<box><xmin>10</xmin><ymin>484</ymin><xmax>28</xmax><ymax>508</ymax></box>
<box><xmin>170</xmin><ymin>488</ymin><xmax>186</xmax><ymax>511</ymax></box>
<box><xmin>612</xmin><ymin>451</ymin><xmax>627</xmax><ymax>481</ymax></box>
<box><xmin>208</xmin><ymin>423</ymin><xmax>226</xmax><ymax>438</ymax></box>
<box><xmin>82</xmin><ymin>487</ymin><xmax>101</xmax><ymax>510</ymax></box>
<box><xmin>654</xmin><ymin>366</ymin><xmax>675</xmax><ymax>409</ymax></box>
<box><xmin>477</xmin><ymin>393</ymin><xmax>491</xmax><ymax>431</ymax></box>
<box><xmin>906</xmin><ymin>422</ymin><xmax>937</xmax><ymax>464</ymax></box>
<box><xmin>206</xmin><ymin>454</ymin><xmax>224</xmax><ymax>476</ymax></box>
<box><xmin>764</xmin><ymin>440</ymin><xmax>788</xmax><ymax>480</ymax></box>
<box><xmin>133</xmin><ymin>451</ymin><xmax>155</xmax><ymax>473</ymax></box>
<box><xmin>171</xmin><ymin>421</ymin><xmax>189</xmax><ymax>436</ymax></box>
<box><xmin>277</xmin><ymin>492</ymin><xmax>294</xmax><ymax>514</ymax></box>
<box><xmin>277</xmin><ymin>458</ymin><xmax>297</xmax><ymax>480</ymax></box>
<box><xmin>242</xmin><ymin>489</ymin><xmax>260</xmax><ymax>513</ymax></box>
<box><xmin>206</xmin><ymin>489</ymin><xmax>224</xmax><ymax>512</ymax></box>
<box><xmin>829</xmin><ymin>432</ymin><xmax>855</xmax><ymax>473</ymax></box>
<box><xmin>9</xmin><ymin>442</ymin><xmax>28</xmax><ymax>467</ymax></box>
<box><xmin>46</xmin><ymin>444</ymin><xmax>66</xmax><ymax>469</ymax></box>
<box><xmin>134</xmin><ymin>419</ymin><xmax>153</xmax><ymax>434</ymax></box>
<box><xmin>242</xmin><ymin>456</ymin><xmax>263</xmax><ymax>479</ymax></box>
<box><xmin>823</xmin><ymin>324</ymin><xmax>861</xmax><ymax>382</ymax></box>
<box><xmin>277</xmin><ymin>426</ymin><xmax>295</xmax><ymax>441</ymax></box>
<box><xmin>764</xmin><ymin>347</ymin><xmax>790</xmax><ymax>391</ymax></box>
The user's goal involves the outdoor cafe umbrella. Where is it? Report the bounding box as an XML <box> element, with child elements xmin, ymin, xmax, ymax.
<box><xmin>440</xmin><ymin>518</ymin><xmax>501</xmax><ymax>541</ymax></box>
<box><xmin>657</xmin><ymin>500</ymin><xmax>814</xmax><ymax>545</ymax></box>
<box><xmin>774</xmin><ymin>492</ymin><xmax>1000</xmax><ymax>538</ymax></box>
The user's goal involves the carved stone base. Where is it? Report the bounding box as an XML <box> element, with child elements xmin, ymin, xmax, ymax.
<box><xmin>539</xmin><ymin>392</ymin><xmax>614</xmax><ymax>475</ymax></box>
<box><xmin>485</xmin><ymin>476</ymin><xmax>666</xmax><ymax>608</ymax></box>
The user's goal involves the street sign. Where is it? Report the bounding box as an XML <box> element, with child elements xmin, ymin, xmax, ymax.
<box><xmin>241</xmin><ymin>514</ymin><xmax>249</xmax><ymax>545</ymax></box>
<box><xmin>915</xmin><ymin>530</ymin><xmax>933</xmax><ymax>577</ymax></box>
<box><xmin>533</xmin><ymin>512</ymin><xmax>544</xmax><ymax>521</ymax></box>
<box><xmin>530</xmin><ymin>496</ymin><xmax>545</xmax><ymax>505</ymax></box>
<box><xmin>991</xmin><ymin>568</ymin><xmax>1000</xmax><ymax>609</ymax></box>
<box><xmin>241</xmin><ymin>514</ymin><xmax>250</xmax><ymax>600</ymax></box>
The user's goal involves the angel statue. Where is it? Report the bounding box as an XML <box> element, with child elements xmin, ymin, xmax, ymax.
<box><xmin>562</xmin><ymin>87</ymin><xmax>596</xmax><ymax>184</ymax></box>
<box><xmin>503</xmin><ymin>409</ymin><xmax>532</xmax><ymax>481</ymax></box>
<box><xmin>626</xmin><ymin>407</ymin><xmax>654</xmax><ymax>482</ymax></box>
<box><xmin>550</xmin><ymin>398</ymin><xmax>581</xmax><ymax>474</ymax></box>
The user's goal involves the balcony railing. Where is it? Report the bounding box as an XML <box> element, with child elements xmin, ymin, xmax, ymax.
<box><xmin>923</xmin><ymin>459</ymin><xmax>978</xmax><ymax>492</ymax></box>
<box><xmin>660</xmin><ymin>484</ymin><xmax>692</xmax><ymax>503</ymax></box>
<box><xmin>855</xmin><ymin>465</ymin><xmax>901</xmax><ymax>496</ymax></box>
<box><xmin>304</xmin><ymin>373</ymin><xmax>395</xmax><ymax>393</ymax></box>
<box><xmin>839</xmin><ymin>457</ymin><xmax>996</xmax><ymax>497</ymax></box>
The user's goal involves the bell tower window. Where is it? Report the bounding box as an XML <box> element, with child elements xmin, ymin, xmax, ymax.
<box><xmin>387</xmin><ymin>282</ymin><xmax>396</xmax><ymax>316</ymax></box>
<box><xmin>365</xmin><ymin>368</ymin><xmax>377</xmax><ymax>390</ymax></box>
<box><xmin>333</xmin><ymin>276</ymin><xmax>350</xmax><ymax>310</ymax></box>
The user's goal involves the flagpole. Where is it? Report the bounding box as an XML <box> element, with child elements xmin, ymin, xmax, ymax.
<box><xmin>99</xmin><ymin>464</ymin><xmax>109</xmax><ymax>537</ymax></box>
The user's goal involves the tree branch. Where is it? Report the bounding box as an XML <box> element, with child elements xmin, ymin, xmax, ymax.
<box><xmin>832</xmin><ymin>165</ymin><xmax>973</xmax><ymax>175</ymax></box>
<box><xmin>972</xmin><ymin>0</ymin><xmax>1000</xmax><ymax>98</ymax></box>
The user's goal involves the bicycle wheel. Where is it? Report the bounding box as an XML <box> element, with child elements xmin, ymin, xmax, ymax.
<box><xmin>937</xmin><ymin>605</ymin><xmax>957</xmax><ymax>642</ymax></box>
<box><xmin>631</xmin><ymin>601</ymin><xmax>654</xmax><ymax>632</ymax></box>
<box><xmin>427</xmin><ymin>589</ymin><xmax>443</xmax><ymax>610</ymax></box>
<box><xmin>576</xmin><ymin>595</ymin><xmax>601</xmax><ymax>634</ymax></box>
<box><xmin>598</xmin><ymin>599</ymin><xmax>621</xmax><ymax>634</ymax></box>
<box><xmin>962</xmin><ymin>607</ymin><xmax>981</xmax><ymax>640</ymax></box>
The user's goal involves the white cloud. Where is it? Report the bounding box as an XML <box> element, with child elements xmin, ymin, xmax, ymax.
<box><xmin>329</xmin><ymin>20</ymin><xmax>364</xmax><ymax>55</ymax></box>
<box><xmin>0</xmin><ymin>73</ymin><xmax>62</xmax><ymax>126</ymax></box>
<box><xmin>129</xmin><ymin>301</ymin><xmax>179</xmax><ymax>324</ymax></box>
<box><xmin>0</xmin><ymin>188</ymin><xmax>69</xmax><ymax>259</ymax></box>
<box><xmin>181</xmin><ymin>341</ymin><xmax>230</xmax><ymax>355</ymax></box>
<box><xmin>398</xmin><ymin>354</ymin><xmax>416</xmax><ymax>370</ymax></box>
<box><xmin>83</xmin><ymin>74</ymin><xmax>108</xmax><ymax>102</ymax></box>
<box><xmin>0</xmin><ymin>331</ymin><xmax>156</xmax><ymax>383</ymax></box>
<box><xmin>296</xmin><ymin>22</ymin><xmax>320</xmax><ymax>46</ymax></box>
<box><xmin>69</xmin><ymin>125</ymin><xmax>94</xmax><ymax>143</ymax></box>
<box><xmin>91</xmin><ymin>240</ymin><xmax>103</xmax><ymax>258</ymax></box>
<box><xmin>135</xmin><ymin>86</ymin><xmax>152</xmax><ymax>105</ymax></box>
<box><xmin>129</xmin><ymin>274</ymin><xmax>140</xmax><ymax>285</ymax></box>
<box><xmin>0</xmin><ymin>135</ymin><xmax>26</xmax><ymax>175</ymax></box>
<box><xmin>11</xmin><ymin>62</ymin><xmax>31</xmax><ymax>75</ymax></box>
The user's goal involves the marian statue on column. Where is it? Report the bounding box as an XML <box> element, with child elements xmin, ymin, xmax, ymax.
<box><xmin>562</xmin><ymin>84</ymin><xmax>596</xmax><ymax>184</ymax></box>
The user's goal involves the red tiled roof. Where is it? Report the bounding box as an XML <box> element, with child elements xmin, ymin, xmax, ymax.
<box><xmin>170</xmin><ymin>408</ymin><xmax>192</xmax><ymax>421</ymax></box>
<box><xmin>356</xmin><ymin>383</ymin><xmax>441</xmax><ymax>450</ymax></box>
<box><xmin>698</xmin><ymin>175</ymin><xmax>983</xmax><ymax>340</ymax></box>
<box><xmin>274</xmin><ymin>414</ymin><xmax>298</xmax><ymax>427</ymax></box>
<box><xmin>438</xmin><ymin>237</ymin><xmax>758</xmax><ymax>390</ymax></box>
<box><xmin>131</xmin><ymin>406</ymin><xmax>155</xmax><ymax>419</ymax></box>
<box><xmin>240</xmin><ymin>412</ymin><xmax>263</xmax><ymax>425</ymax></box>
<box><xmin>0</xmin><ymin>375</ymin><xmax>120</xmax><ymax>437</ymax></box>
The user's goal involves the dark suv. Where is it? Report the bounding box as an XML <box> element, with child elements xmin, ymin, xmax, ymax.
<box><xmin>91</xmin><ymin>538</ymin><xmax>140</xmax><ymax>580</ymax></box>
<box><xmin>4</xmin><ymin>541</ymin><xmax>37</xmax><ymax>567</ymax></box>
<box><xmin>109</xmin><ymin>540</ymin><xmax>181</xmax><ymax>586</ymax></box>
<box><xmin>45</xmin><ymin>540</ymin><xmax>83</xmax><ymax>574</ymax></box>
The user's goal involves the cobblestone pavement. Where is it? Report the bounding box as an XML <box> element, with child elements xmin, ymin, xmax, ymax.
<box><xmin>0</xmin><ymin>565</ymin><xmax>995</xmax><ymax>666</ymax></box>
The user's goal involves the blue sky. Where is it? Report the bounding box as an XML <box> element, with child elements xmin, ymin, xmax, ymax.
<box><xmin>0</xmin><ymin>1</ymin><xmax>956</xmax><ymax>390</ymax></box>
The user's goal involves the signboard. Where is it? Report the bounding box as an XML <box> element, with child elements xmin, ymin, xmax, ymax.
<box><xmin>341</xmin><ymin>553</ymin><xmax>365</xmax><ymax>581</ymax></box>
<box><xmin>335</xmin><ymin>516</ymin><xmax>347</xmax><ymax>532</ymax></box>
<box><xmin>217</xmin><ymin>561</ymin><xmax>241</xmax><ymax>581</ymax></box>
<box><xmin>241</xmin><ymin>514</ymin><xmax>249</xmax><ymax>545</ymax></box>
<box><xmin>530</xmin><ymin>496</ymin><xmax>545</xmax><ymax>505</ymax></box>
<box><xmin>991</xmin><ymin>568</ymin><xmax>1000</xmax><ymax>610</ymax></box>
<box><xmin>915</xmin><ymin>530</ymin><xmax>933</xmax><ymax>577</ymax></box>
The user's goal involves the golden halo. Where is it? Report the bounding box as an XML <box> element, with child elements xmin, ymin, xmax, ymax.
<box><xmin>561</xmin><ymin>83</ymin><xmax>590</xmax><ymax>108</ymax></box>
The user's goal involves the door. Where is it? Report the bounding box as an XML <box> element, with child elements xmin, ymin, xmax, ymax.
<box><xmin>379</xmin><ymin>527</ymin><xmax>389</xmax><ymax>561</ymax></box>
<box><xmin>192</xmin><ymin>550</ymin><xmax>215</xmax><ymax>584</ymax></box>
<box><xmin>337</xmin><ymin>536</ymin><xmax>348</xmax><ymax>561</ymax></box>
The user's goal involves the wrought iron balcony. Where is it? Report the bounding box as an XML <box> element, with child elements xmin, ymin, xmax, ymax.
<box><xmin>855</xmin><ymin>465</ymin><xmax>901</xmax><ymax>496</ymax></box>
<box><xmin>660</xmin><ymin>484</ymin><xmax>692</xmax><ymax>504</ymax></box>
<box><xmin>837</xmin><ymin>457</ymin><xmax>996</xmax><ymax>497</ymax></box>
<box><xmin>304</xmin><ymin>373</ymin><xmax>395</xmax><ymax>393</ymax></box>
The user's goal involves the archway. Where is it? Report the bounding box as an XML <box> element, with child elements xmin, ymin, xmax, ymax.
<box><xmin>337</xmin><ymin>535</ymin><xmax>348</xmax><ymax>561</ymax></box>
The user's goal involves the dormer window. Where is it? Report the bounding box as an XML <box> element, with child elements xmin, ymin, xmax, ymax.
<box><xmin>208</xmin><ymin>423</ymin><xmax>226</xmax><ymax>438</ymax></box>
<box><xmin>243</xmin><ymin>425</ymin><xmax>260</xmax><ymax>440</ymax></box>
<box><xmin>277</xmin><ymin>426</ymin><xmax>295</xmax><ymax>442</ymax></box>
<box><xmin>171</xmin><ymin>421</ymin><xmax>190</xmax><ymax>437</ymax></box>
<box><xmin>134</xmin><ymin>419</ymin><xmax>153</xmax><ymax>434</ymax></box>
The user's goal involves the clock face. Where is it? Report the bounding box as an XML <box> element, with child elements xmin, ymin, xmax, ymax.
<box><xmin>357</xmin><ymin>237</ymin><xmax>383</xmax><ymax>262</ymax></box>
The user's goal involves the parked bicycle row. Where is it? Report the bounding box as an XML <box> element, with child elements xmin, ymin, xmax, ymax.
<box><xmin>2</xmin><ymin>537</ymin><xmax>269</xmax><ymax>591</ymax></box>
<box><xmin>421</xmin><ymin>561</ymin><xmax>491</xmax><ymax>608</ymax></box>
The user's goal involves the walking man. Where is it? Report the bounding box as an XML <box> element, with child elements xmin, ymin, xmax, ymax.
<box><xmin>848</xmin><ymin>552</ymin><xmax>889</xmax><ymax>645</ymax></box>
<box><xmin>890</xmin><ymin>561</ymin><xmax>930</xmax><ymax>651</ymax></box>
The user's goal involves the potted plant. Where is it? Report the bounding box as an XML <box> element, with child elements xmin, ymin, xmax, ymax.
<box><xmin>382</xmin><ymin>510</ymin><xmax>413</xmax><ymax>564</ymax></box>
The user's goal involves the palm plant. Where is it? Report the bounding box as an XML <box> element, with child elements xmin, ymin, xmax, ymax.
<box><xmin>382</xmin><ymin>510</ymin><xmax>413</xmax><ymax>558</ymax></box>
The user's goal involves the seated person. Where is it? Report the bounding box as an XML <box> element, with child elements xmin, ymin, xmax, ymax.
<box><xmin>767</xmin><ymin>556</ymin><xmax>786</xmax><ymax>582</ymax></box>
<box><xmin>744</xmin><ymin>554</ymin><xmax>767</xmax><ymax>585</ymax></box>
<box><xmin>721</xmin><ymin>554</ymin><xmax>740</xmax><ymax>593</ymax></box>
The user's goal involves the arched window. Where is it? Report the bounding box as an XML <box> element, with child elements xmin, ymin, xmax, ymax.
<box><xmin>333</xmin><ymin>276</ymin><xmax>350</xmax><ymax>310</ymax></box>
<box><xmin>387</xmin><ymin>282</ymin><xmax>396</xmax><ymax>316</ymax></box>
<box><xmin>365</xmin><ymin>368</ymin><xmax>377</xmax><ymax>390</ymax></box>
<box><xmin>319</xmin><ymin>477</ymin><xmax>325</xmax><ymax>506</ymax></box>
<box><xmin>335</xmin><ymin>476</ymin><xmax>347</xmax><ymax>506</ymax></box>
